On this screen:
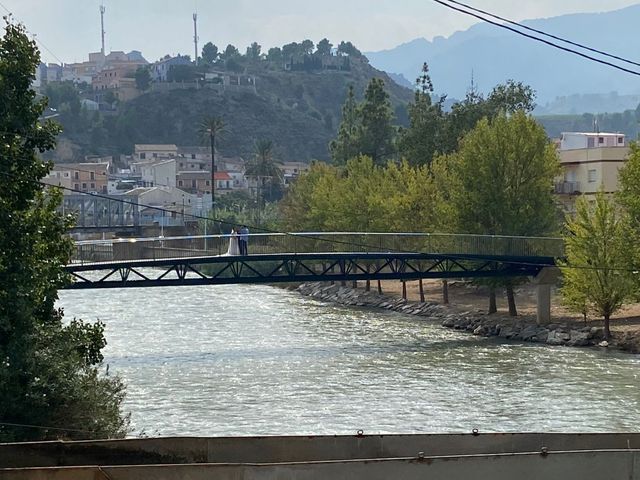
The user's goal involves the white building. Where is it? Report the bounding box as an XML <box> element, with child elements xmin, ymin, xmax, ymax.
<box><xmin>560</xmin><ymin>132</ymin><xmax>626</xmax><ymax>151</ymax></box>
<box><xmin>140</xmin><ymin>159</ymin><xmax>177</xmax><ymax>188</ymax></box>
<box><xmin>133</xmin><ymin>144</ymin><xmax>178</xmax><ymax>162</ymax></box>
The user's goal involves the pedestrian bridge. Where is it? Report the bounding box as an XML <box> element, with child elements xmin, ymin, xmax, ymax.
<box><xmin>65</xmin><ymin>233</ymin><xmax>563</xmax><ymax>290</ymax></box>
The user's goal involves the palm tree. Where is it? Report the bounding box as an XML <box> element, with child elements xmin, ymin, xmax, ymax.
<box><xmin>245</xmin><ymin>139</ymin><xmax>283</xmax><ymax>225</ymax></box>
<box><xmin>198</xmin><ymin>116</ymin><xmax>227</xmax><ymax>214</ymax></box>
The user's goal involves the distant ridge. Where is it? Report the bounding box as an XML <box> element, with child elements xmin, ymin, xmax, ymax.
<box><xmin>366</xmin><ymin>4</ymin><xmax>640</xmax><ymax>112</ymax></box>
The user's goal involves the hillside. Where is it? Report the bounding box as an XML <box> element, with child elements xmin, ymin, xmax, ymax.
<box><xmin>366</xmin><ymin>4</ymin><xmax>640</xmax><ymax>111</ymax></box>
<box><xmin>52</xmin><ymin>59</ymin><xmax>413</xmax><ymax>163</ymax></box>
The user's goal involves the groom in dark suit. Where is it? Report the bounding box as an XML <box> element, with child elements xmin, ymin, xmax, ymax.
<box><xmin>239</xmin><ymin>225</ymin><xmax>249</xmax><ymax>255</ymax></box>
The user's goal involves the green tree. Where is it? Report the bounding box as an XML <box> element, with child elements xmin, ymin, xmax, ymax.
<box><xmin>201</xmin><ymin>42</ymin><xmax>219</xmax><ymax>65</ymax></box>
<box><xmin>282</xmin><ymin>42</ymin><xmax>301</xmax><ymax>58</ymax></box>
<box><xmin>398</xmin><ymin>63</ymin><xmax>446</xmax><ymax>167</ymax></box>
<box><xmin>443</xmin><ymin>80</ymin><xmax>537</xmax><ymax>153</ymax></box>
<box><xmin>316</xmin><ymin>38</ymin><xmax>332</xmax><ymax>56</ymax></box>
<box><xmin>134</xmin><ymin>66</ymin><xmax>151</xmax><ymax>91</ymax></box>
<box><xmin>246</xmin><ymin>42</ymin><xmax>261</xmax><ymax>60</ymax></box>
<box><xmin>329</xmin><ymin>85</ymin><xmax>360</xmax><ymax>165</ymax></box>
<box><xmin>617</xmin><ymin>142</ymin><xmax>640</xmax><ymax>233</ymax></box>
<box><xmin>103</xmin><ymin>89</ymin><xmax>117</xmax><ymax>106</ymax></box>
<box><xmin>198</xmin><ymin>117</ymin><xmax>227</xmax><ymax>213</ymax></box>
<box><xmin>560</xmin><ymin>192</ymin><xmax>634</xmax><ymax>339</ymax></box>
<box><xmin>279</xmin><ymin>161</ymin><xmax>338</xmax><ymax>231</ymax></box>
<box><xmin>0</xmin><ymin>21</ymin><xmax>128</xmax><ymax>441</ymax></box>
<box><xmin>337</xmin><ymin>41</ymin><xmax>362</xmax><ymax>58</ymax></box>
<box><xmin>445</xmin><ymin>112</ymin><xmax>560</xmax><ymax>315</ymax></box>
<box><xmin>266</xmin><ymin>47</ymin><xmax>283</xmax><ymax>63</ymax></box>
<box><xmin>359</xmin><ymin>78</ymin><xmax>396</xmax><ymax>165</ymax></box>
<box><xmin>300</xmin><ymin>39</ymin><xmax>314</xmax><ymax>55</ymax></box>
<box><xmin>245</xmin><ymin>139</ymin><xmax>283</xmax><ymax>225</ymax></box>
<box><xmin>43</xmin><ymin>81</ymin><xmax>80</xmax><ymax>110</ymax></box>
<box><xmin>166</xmin><ymin>64</ymin><xmax>197</xmax><ymax>82</ymax></box>
<box><xmin>220</xmin><ymin>44</ymin><xmax>240</xmax><ymax>61</ymax></box>
<box><xmin>487</xmin><ymin>80</ymin><xmax>536</xmax><ymax>115</ymax></box>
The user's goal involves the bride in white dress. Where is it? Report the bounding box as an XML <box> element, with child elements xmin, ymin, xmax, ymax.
<box><xmin>225</xmin><ymin>227</ymin><xmax>241</xmax><ymax>256</ymax></box>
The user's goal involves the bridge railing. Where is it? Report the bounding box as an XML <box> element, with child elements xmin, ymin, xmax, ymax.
<box><xmin>71</xmin><ymin>233</ymin><xmax>564</xmax><ymax>265</ymax></box>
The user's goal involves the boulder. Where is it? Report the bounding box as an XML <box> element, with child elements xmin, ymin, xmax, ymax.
<box><xmin>442</xmin><ymin>318</ymin><xmax>455</xmax><ymax>328</ymax></box>
<box><xmin>568</xmin><ymin>330</ymin><xmax>591</xmax><ymax>347</ymax></box>
<box><xmin>546</xmin><ymin>329</ymin><xmax>571</xmax><ymax>345</ymax></box>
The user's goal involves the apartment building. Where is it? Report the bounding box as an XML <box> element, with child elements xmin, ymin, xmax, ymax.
<box><xmin>555</xmin><ymin>132</ymin><xmax>630</xmax><ymax>213</ymax></box>
<box><xmin>49</xmin><ymin>162</ymin><xmax>110</xmax><ymax>194</ymax></box>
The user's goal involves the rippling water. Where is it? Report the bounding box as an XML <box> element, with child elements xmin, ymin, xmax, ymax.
<box><xmin>57</xmin><ymin>284</ymin><xmax>640</xmax><ymax>436</ymax></box>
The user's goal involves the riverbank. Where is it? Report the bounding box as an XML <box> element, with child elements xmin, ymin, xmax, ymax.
<box><xmin>295</xmin><ymin>282</ymin><xmax>640</xmax><ymax>353</ymax></box>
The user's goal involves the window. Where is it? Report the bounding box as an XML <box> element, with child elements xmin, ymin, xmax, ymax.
<box><xmin>74</xmin><ymin>171</ymin><xmax>79</xmax><ymax>180</ymax></box>
<box><xmin>153</xmin><ymin>153</ymin><xmax>158</xmax><ymax>158</ymax></box>
<box><xmin>140</xmin><ymin>153</ymin><xmax>146</xmax><ymax>160</ymax></box>
<box><xmin>90</xmin><ymin>183</ymin><xmax>95</xmax><ymax>189</ymax></box>
<box><xmin>82</xmin><ymin>183</ymin><xmax>87</xmax><ymax>189</ymax></box>
<box><xmin>74</xmin><ymin>183</ymin><xmax>79</xmax><ymax>190</ymax></box>
<box><xmin>588</xmin><ymin>169</ymin><xmax>597</xmax><ymax>183</ymax></box>
<box><xmin>191</xmin><ymin>180</ymin><xmax>196</xmax><ymax>188</ymax></box>
<box><xmin>178</xmin><ymin>180</ymin><xmax>183</xmax><ymax>187</ymax></box>
<box><xmin>90</xmin><ymin>172</ymin><xmax>95</xmax><ymax>180</ymax></box>
<box><xmin>618</xmin><ymin>137</ymin><xmax>624</xmax><ymax>144</ymax></box>
<box><xmin>179</xmin><ymin>163</ymin><xmax>184</xmax><ymax>168</ymax></box>
<box><xmin>598</xmin><ymin>137</ymin><xmax>604</xmax><ymax>144</ymax></box>
<box><xmin>191</xmin><ymin>154</ymin><xmax>196</xmax><ymax>159</ymax></box>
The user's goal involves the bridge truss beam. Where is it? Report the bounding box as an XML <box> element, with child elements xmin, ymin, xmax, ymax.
<box><xmin>64</xmin><ymin>253</ymin><xmax>553</xmax><ymax>289</ymax></box>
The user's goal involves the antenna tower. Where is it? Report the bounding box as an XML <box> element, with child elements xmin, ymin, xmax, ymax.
<box><xmin>193</xmin><ymin>13</ymin><xmax>199</xmax><ymax>65</ymax></box>
<box><xmin>100</xmin><ymin>3</ymin><xmax>106</xmax><ymax>56</ymax></box>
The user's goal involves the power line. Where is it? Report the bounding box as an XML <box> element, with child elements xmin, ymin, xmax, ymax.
<box><xmin>442</xmin><ymin>0</ymin><xmax>640</xmax><ymax>69</ymax></box>
<box><xmin>0</xmin><ymin>1</ymin><xmax>66</xmax><ymax>66</ymax></box>
<box><xmin>430</xmin><ymin>0</ymin><xmax>640</xmax><ymax>77</ymax></box>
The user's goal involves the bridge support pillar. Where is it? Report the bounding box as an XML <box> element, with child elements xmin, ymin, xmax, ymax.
<box><xmin>533</xmin><ymin>267</ymin><xmax>561</xmax><ymax>325</ymax></box>
<box><xmin>537</xmin><ymin>284</ymin><xmax>551</xmax><ymax>325</ymax></box>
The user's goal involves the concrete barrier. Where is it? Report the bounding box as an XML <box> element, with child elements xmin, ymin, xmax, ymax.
<box><xmin>1</xmin><ymin>449</ymin><xmax>639</xmax><ymax>480</ymax></box>
<box><xmin>2</xmin><ymin>433</ymin><xmax>640</xmax><ymax>468</ymax></box>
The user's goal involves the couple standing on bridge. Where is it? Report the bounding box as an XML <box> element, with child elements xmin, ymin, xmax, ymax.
<box><xmin>226</xmin><ymin>226</ymin><xmax>249</xmax><ymax>256</ymax></box>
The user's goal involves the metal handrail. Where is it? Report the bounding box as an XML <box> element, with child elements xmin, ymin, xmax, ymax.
<box><xmin>70</xmin><ymin>232</ymin><xmax>564</xmax><ymax>266</ymax></box>
<box><xmin>74</xmin><ymin>232</ymin><xmax>564</xmax><ymax>245</ymax></box>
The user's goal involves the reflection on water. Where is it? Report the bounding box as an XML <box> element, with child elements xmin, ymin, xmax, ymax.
<box><xmin>58</xmin><ymin>284</ymin><xmax>640</xmax><ymax>436</ymax></box>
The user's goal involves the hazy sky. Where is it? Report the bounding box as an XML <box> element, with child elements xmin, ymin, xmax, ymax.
<box><xmin>2</xmin><ymin>0</ymin><xmax>639</xmax><ymax>64</ymax></box>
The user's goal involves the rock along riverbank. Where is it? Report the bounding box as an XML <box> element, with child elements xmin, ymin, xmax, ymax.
<box><xmin>295</xmin><ymin>282</ymin><xmax>639</xmax><ymax>353</ymax></box>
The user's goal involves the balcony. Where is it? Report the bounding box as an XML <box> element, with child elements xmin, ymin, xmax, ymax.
<box><xmin>555</xmin><ymin>181</ymin><xmax>581</xmax><ymax>194</ymax></box>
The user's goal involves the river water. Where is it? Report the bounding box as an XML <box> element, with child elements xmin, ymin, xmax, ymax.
<box><xmin>57</xmin><ymin>284</ymin><xmax>640</xmax><ymax>437</ymax></box>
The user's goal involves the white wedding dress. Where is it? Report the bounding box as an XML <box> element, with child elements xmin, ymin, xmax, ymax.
<box><xmin>225</xmin><ymin>233</ymin><xmax>240</xmax><ymax>256</ymax></box>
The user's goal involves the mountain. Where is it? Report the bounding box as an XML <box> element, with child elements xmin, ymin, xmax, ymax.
<box><xmin>52</xmin><ymin>59</ymin><xmax>413</xmax><ymax>163</ymax></box>
<box><xmin>366</xmin><ymin>4</ymin><xmax>640</xmax><ymax>112</ymax></box>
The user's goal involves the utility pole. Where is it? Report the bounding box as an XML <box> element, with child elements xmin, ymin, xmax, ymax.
<box><xmin>193</xmin><ymin>13</ymin><xmax>199</xmax><ymax>65</ymax></box>
<box><xmin>100</xmin><ymin>3</ymin><xmax>106</xmax><ymax>56</ymax></box>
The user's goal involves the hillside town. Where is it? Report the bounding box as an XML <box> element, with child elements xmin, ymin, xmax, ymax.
<box><xmin>41</xmin><ymin>142</ymin><xmax>309</xmax><ymax>230</ymax></box>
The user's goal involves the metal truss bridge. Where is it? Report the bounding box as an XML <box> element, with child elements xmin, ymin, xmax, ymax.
<box><xmin>64</xmin><ymin>233</ymin><xmax>563</xmax><ymax>290</ymax></box>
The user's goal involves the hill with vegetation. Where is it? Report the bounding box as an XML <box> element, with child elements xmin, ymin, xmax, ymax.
<box><xmin>48</xmin><ymin>43</ymin><xmax>413</xmax><ymax>163</ymax></box>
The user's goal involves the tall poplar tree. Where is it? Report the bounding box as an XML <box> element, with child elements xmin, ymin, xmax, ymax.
<box><xmin>359</xmin><ymin>78</ymin><xmax>396</xmax><ymax>165</ymax></box>
<box><xmin>329</xmin><ymin>85</ymin><xmax>360</xmax><ymax>166</ymax></box>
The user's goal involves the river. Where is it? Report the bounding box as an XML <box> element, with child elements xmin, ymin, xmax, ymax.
<box><xmin>57</xmin><ymin>284</ymin><xmax>640</xmax><ymax>437</ymax></box>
